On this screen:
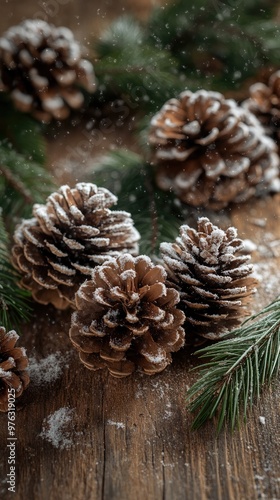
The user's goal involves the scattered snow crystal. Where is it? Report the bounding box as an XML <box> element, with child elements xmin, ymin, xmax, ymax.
<box><xmin>28</xmin><ymin>351</ymin><xmax>70</xmax><ymax>386</ymax></box>
<box><xmin>40</xmin><ymin>407</ymin><xmax>75</xmax><ymax>449</ymax></box>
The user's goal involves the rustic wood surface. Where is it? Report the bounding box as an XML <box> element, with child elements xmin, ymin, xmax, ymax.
<box><xmin>0</xmin><ymin>2</ymin><xmax>280</xmax><ymax>499</ymax></box>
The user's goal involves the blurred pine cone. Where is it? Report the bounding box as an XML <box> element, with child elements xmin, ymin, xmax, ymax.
<box><xmin>12</xmin><ymin>183</ymin><xmax>140</xmax><ymax>309</ymax></box>
<box><xmin>160</xmin><ymin>217</ymin><xmax>258</xmax><ymax>341</ymax></box>
<box><xmin>0</xmin><ymin>20</ymin><xmax>96</xmax><ymax>122</ymax></box>
<box><xmin>69</xmin><ymin>254</ymin><xmax>185</xmax><ymax>377</ymax></box>
<box><xmin>243</xmin><ymin>70</ymin><xmax>280</xmax><ymax>148</ymax></box>
<box><xmin>0</xmin><ymin>327</ymin><xmax>29</xmax><ymax>412</ymax></box>
<box><xmin>149</xmin><ymin>90</ymin><xmax>279</xmax><ymax>210</ymax></box>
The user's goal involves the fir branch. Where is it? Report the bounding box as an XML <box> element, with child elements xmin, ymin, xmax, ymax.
<box><xmin>0</xmin><ymin>164</ymin><xmax>33</xmax><ymax>204</ymax></box>
<box><xmin>0</xmin><ymin>141</ymin><xmax>54</xmax><ymax>219</ymax></box>
<box><xmin>0</xmin><ymin>93</ymin><xmax>46</xmax><ymax>165</ymax></box>
<box><xmin>147</xmin><ymin>0</ymin><xmax>279</xmax><ymax>91</ymax></box>
<box><xmin>186</xmin><ymin>299</ymin><xmax>280</xmax><ymax>432</ymax></box>
<box><xmin>0</xmin><ymin>211</ymin><xmax>31</xmax><ymax>330</ymax></box>
<box><xmin>93</xmin><ymin>16</ymin><xmax>188</xmax><ymax>110</ymax></box>
<box><xmin>92</xmin><ymin>149</ymin><xmax>183</xmax><ymax>256</ymax></box>
<box><xmin>0</xmin><ymin>94</ymin><xmax>54</xmax><ymax>219</ymax></box>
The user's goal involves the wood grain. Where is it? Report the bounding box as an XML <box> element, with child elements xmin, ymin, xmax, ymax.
<box><xmin>0</xmin><ymin>1</ymin><xmax>280</xmax><ymax>499</ymax></box>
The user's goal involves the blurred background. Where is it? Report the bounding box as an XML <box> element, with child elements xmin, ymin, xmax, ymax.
<box><xmin>0</xmin><ymin>0</ymin><xmax>161</xmax><ymax>38</ymax></box>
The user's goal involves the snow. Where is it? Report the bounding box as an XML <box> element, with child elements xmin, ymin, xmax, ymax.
<box><xmin>28</xmin><ymin>352</ymin><xmax>71</xmax><ymax>386</ymax></box>
<box><xmin>120</xmin><ymin>270</ymin><xmax>137</xmax><ymax>281</ymax></box>
<box><xmin>0</xmin><ymin>368</ymin><xmax>12</xmax><ymax>377</ymax></box>
<box><xmin>107</xmin><ymin>420</ymin><xmax>125</xmax><ymax>429</ymax></box>
<box><xmin>241</xmin><ymin>239</ymin><xmax>257</xmax><ymax>253</ymax></box>
<box><xmin>40</xmin><ymin>407</ymin><xmax>75</xmax><ymax>449</ymax></box>
<box><xmin>259</xmin><ymin>416</ymin><xmax>266</xmax><ymax>425</ymax></box>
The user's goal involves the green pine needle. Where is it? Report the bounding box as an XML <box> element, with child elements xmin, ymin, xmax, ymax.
<box><xmin>186</xmin><ymin>299</ymin><xmax>280</xmax><ymax>432</ymax></box>
<box><xmin>0</xmin><ymin>94</ymin><xmax>55</xmax><ymax>220</ymax></box>
<box><xmin>147</xmin><ymin>0</ymin><xmax>279</xmax><ymax>90</ymax></box>
<box><xmin>94</xmin><ymin>16</ymin><xmax>187</xmax><ymax>109</ymax></box>
<box><xmin>0</xmin><ymin>211</ymin><xmax>31</xmax><ymax>331</ymax></box>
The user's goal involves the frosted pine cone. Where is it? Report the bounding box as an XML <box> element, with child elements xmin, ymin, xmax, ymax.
<box><xmin>243</xmin><ymin>70</ymin><xmax>280</xmax><ymax>147</ymax></box>
<box><xmin>160</xmin><ymin>218</ymin><xmax>258</xmax><ymax>340</ymax></box>
<box><xmin>69</xmin><ymin>254</ymin><xmax>185</xmax><ymax>377</ymax></box>
<box><xmin>149</xmin><ymin>90</ymin><xmax>279</xmax><ymax>210</ymax></box>
<box><xmin>12</xmin><ymin>183</ymin><xmax>140</xmax><ymax>309</ymax></box>
<box><xmin>0</xmin><ymin>20</ymin><xmax>96</xmax><ymax>122</ymax></box>
<box><xmin>0</xmin><ymin>327</ymin><xmax>29</xmax><ymax>412</ymax></box>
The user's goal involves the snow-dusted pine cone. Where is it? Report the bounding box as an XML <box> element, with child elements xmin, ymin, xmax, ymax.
<box><xmin>243</xmin><ymin>70</ymin><xmax>280</xmax><ymax>147</ymax></box>
<box><xmin>0</xmin><ymin>20</ymin><xmax>96</xmax><ymax>122</ymax></box>
<box><xmin>0</xmin><ymin>327</ymin><xmax>29</xmax><ymax>412</ymax></box>
<box><xmin>149</xmin><ymin>90</ymin><xmax>279</xmax><ymax>210</ymax></box>
<box><xmin>69</xmin><ymin>254</ymin><xmax>185</xmax><ymax>377</ymax></box>
<box><xmin>160</xmin><ymin>218</ymin><xmax>258</xmax><ymax>340</ymax></box>
<box><xmin>12</xmin><ymin>183</ymin><xmax>140</xmax><ymax>310</ymax></box>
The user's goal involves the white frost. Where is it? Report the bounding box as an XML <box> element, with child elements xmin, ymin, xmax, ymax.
<box><xmin>40</xmin><ymin>407</ymin><xmax>75</xmax><ymax>449</ymax></box>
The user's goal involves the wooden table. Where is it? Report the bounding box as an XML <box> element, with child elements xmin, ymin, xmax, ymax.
<box><xmin>0</xmin><ymin>2</ymin><xmax>279</xmax><ymax>499</ymax></box>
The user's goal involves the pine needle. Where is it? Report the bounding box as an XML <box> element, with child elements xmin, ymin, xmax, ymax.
<box><xmin>186</xmin><ymin>299</ymin><xmax>280</xmax><ymax>432</ymax></box>
<box><xmin>0</xmin><ymin>211</ymin><xmax>31</xmax><ymax>331</ymax></box>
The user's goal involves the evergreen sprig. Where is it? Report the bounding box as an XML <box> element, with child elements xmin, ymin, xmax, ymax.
<box><xmin>0</xmin><ymin>211</ymin><xmax>31</xmax><ymax>330</ymax></box>
<box><xmin>0</xmin><ymin>94</ymin><xmax>54</xmax><ymax>219</ymax></box>
<box><xmin>93</xmin><ymin>16</ymin><xmax>188</xmax><ymax>110</ymax></box>
<box><xmin>186</xmin><ymin>299</ymin><xmax>280</xmax><ymax>432</ymax></box>
<box><xmin>147</xmin><ymin>0</ymin><xmax>280</xmax><ymax>91</ymax></box>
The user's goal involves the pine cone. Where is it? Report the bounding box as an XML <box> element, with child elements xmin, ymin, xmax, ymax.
<box><xmin>243</xmin><ymin>70</ymin><xmax>280</xmax><ymax>147</ymax></box>
<box><xmin>0</xmin><ymin>20</ymin><xmax>96</xmax><ymax>122</ymax></box>
<box><xmin>160</xmin><ymin>217</ymin><xmax>258</xmax><ymax>341</ymax></box>
<box><xmin>69</xmin><ymin>254</ymin><xmax>185</xmax><ymax>377</ymax></box>
<box><xmin>149</xmin><ymin>90</ymin><xmax>279</xmax><ymax>210</ymax></box>
<box><xmin>12</xmin><ymin>183</ymin><xmax>140</xmax><ymax>310</ymax></box>
<box><xmin>0</xmin><ymin>327</ymin><xmax>29</xmax><ymax>412</ymax></box>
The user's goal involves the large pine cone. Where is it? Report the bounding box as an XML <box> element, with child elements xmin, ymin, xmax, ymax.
<box><xmin>149</xmin><ymin>90</ymin><xmax>279</xmax><ymax>210</ymax></box>
<box><xmin>0</xmin><ymin>327</ymin><xmax>29</xmax><ymax>412</ymax></box>
<box><xmin>12</xmin><ymin>183</ymin><xmax>140</xmax><ymax>310</ymax></box>
<box><xmin>0</xmin><ymin>20</ymin><xmax>96</xmax><ymax>122</ymax></box>
<box><xmin>243</xmin><ymin>70</ymin><xmax>280</xmax><ymax>148</ymax></box>
<box><xmin>160</xmin><ymin>217</ymin><xmax>258</xmax><ymax>340</ymax></box>
<box><xmin>69</xmin><ymin>254</ymin><xmax>185</xmax><ymax>377</ymax></box>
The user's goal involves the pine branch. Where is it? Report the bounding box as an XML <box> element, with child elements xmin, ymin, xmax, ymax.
<box><xmin>147</xmin><ymin>0</ymin><xmax>279</xmax><ymax>91</ymax></box>
<box><xmin>92</xmin><ymin>149</ymin><xmax>184</xmax><ymax>256</ymax></box>
<box><xmin>0</xmin><ymin>211</ymin><xmax>31</xmax><ymax>331</ymax></box>
<box><xmin>0</xmin><ymin>93</ymin><xmax>46</xmax><ymax>165</ymax></box>
<box><xmin>186</xmin><ymin>299</ymin><xmax>280</xmax><ymax>432</ymax></box>
<box><xmin>0</xmin><ymin>95</ymin><xmax>54</xmax><ymax>220</ymax></box>
<box><xmin>93</xmin><ymin>16</ymin><xmax>190</xmax><ymax>110</ymax></box>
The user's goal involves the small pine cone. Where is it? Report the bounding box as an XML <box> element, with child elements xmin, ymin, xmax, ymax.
<box><xmin>12</xmin><ymin>183</ymin><xmax>140</xmax><ymax>310</ymax></box>
<box><xmin>0</xmin><ymin>327</ymin><xmax>29</xmax><ymax>412</ymax></box>
<box><xmin>160</xmin><ymin>217</ymin><xmax>258</xmax><ymax>341</ymax></box>
<box><xmin>243</xmin><ymin>70</ymin><xmax>280</xmax><ymax>147</ymax></box>
<box><xmin>149</xmin><ymin>90</ymin><xmax>279</xmax><ymax>210</ymax></box>
<box><xmin>69</xmin><ymin>254</ymin><xmax>185</xmax><ymax>377</ymax></box>
<box><xmin>0</xmin><ymin>20</ymin><xmax>96</xmax><ymax>122</ymax></box>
